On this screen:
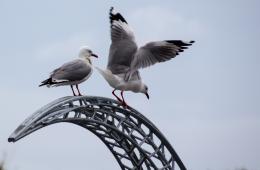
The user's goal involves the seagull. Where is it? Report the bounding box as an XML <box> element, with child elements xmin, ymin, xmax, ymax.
<box><xmin>96</xmin><ymin>7</ymin><xmax>194</xmax><ymax>107</ymax></box>
<box><xmin>39</xmin><ymin>46</ymin><xmax>98</xmax><ymax>96</ymax></box>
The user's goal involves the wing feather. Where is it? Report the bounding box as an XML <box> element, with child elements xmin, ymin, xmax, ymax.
<box><xmin>51</xmin><ymin>59</ymin><xmax>92</xmax><ymax>82</ymax></box>
<box><xmin>124</xmin><ymin>40</ymin><xmax>194</xmax><ymax>81</ymax></box>
<box><xmin>107</xmin><ymin>7</ymin><xmax>138</xmax><ymax>74</ymax></box>
<box><xmin>131</xmin><ymin>40</ymin><xmax>195</xmax><ymax>70</ymax></box>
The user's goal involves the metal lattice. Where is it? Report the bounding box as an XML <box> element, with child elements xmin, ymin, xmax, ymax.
<box><xmin>8</xmin><ymin>96</ymin><xmax>186</xmax><ymax>170</ymax></box>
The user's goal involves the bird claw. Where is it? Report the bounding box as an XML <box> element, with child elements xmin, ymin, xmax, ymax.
<box><xmin>121</xmin><ymin>101</ymin><xmax>129</xmax><ymax>109</ymax></box>
<box><xmin>116</xmin><ymin>98</ymin><xmax>123</xmax><ymax>102</ymax></box>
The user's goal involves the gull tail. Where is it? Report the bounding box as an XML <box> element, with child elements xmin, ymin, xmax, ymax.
<box><xmin>39</xmin><ymin>78</ymin><xmax>52</xmax><ymax>87</ymax></box>
<box><xmin>95</xmin><ymin>67</ymin><xmax>121</xmax><ymax>87</ymax></box>
<box><xmin>39</xmin><ymin>78</ymin><xmax>68</xmax><ymax>87</ymax></box>
<box><xmin>39</xmin><ymin>78</ymin><xmax>63</xmax><ymax>87</ymax></box>
<box><xmin>95</xmin><ymin>67</ymin><xmax>113</xmax><ymax>81</ymax></box>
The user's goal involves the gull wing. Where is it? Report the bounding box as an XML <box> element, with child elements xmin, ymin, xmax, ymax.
<box><xmin>124</xmin><ymin>40</ymin><xmax>194</xmax><ymax>80</ymax></box>
<box><xmin>107</xmin><ymin>7</ymin><xmax>138</xmax><ymax>75</ymax></box>
<box><xmin>130</xmin><ymin>40</ymin><xmax>195</xmax><ymax>70</ymax></box>
<box><xmin>51</xmin><ymin>59</ymin><xmax>92</xmax><ymax>82</ymax></box>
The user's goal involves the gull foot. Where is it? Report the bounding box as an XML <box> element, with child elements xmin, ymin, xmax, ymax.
<box><xmin>121</xmin><ymin>101</ymin><xmax>129</xmax><ymax>109</ymax></box>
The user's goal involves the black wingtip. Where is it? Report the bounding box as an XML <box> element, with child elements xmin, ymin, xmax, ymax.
<box><xmin>38</xmin><ymin>83</ymin><xmax>46</xmax><ymax>87</ymax></box>
<box><xmin>39</xmin><ymin>78</ymin><xmax>52</xmax><ymax>87</ymax></box>
<box><xmin>165</xmin><ymin>40</ymin><xmax>195</xmax><ymax>54</ymax></box>
<box><xmin>166</xmin><ymin>40</ymin><xmax>195</xmax><ymax>46</ymax></box>
<box><xmin>110</xmin><ymin>7</ymin><xmax>114</xmax><ymax>14</ymax></box>
<box><xmin>190</xmin><ymin>40</ymin><xmax>195</xmax><ymax>43</ymax></box>
<box><xmin>109</xmin><ymin>7</ymin><xmax>128</xmax><ymax>25</ymax></box>
<box><xmin>8</xmin><ymin>137</ymin><xmax>14</xmax><ymax>143</ymax></box>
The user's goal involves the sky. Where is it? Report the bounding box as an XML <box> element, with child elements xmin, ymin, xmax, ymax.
<box><xmin>0</xmin><ymin>0</ymin><xmax>259</xmax><ymax>170</ymax></box>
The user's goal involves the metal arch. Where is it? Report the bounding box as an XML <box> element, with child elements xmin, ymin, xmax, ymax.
<box><xmin>8</xmin><ymin>96</ymin><xmax>186</xmax><ymax>170</ymax></box>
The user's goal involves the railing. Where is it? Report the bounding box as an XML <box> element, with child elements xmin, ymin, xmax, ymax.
<box><xmin>8</xmin><ymin>96</ymin><xmax>186</xmax><ymax>170</ymax></box>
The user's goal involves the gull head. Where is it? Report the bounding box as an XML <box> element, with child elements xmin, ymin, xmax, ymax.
<box><xmin>141</xmin><ymin>84</ymin><xmax>149</xmax><ymax>100</ymax></box>
<box><xmin>79</xmin><ymin>46</ymin><xmax>98</xmax><ymax>59</ymax></box>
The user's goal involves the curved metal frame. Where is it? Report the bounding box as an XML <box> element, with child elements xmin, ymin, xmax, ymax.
<box><xmin>8</xmin><ymin>96</ymin><xmax>186</xmax><ymax>170</ymax></box>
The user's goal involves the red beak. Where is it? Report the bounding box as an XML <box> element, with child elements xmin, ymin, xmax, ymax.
<box><xmin>145</xmin><ymin>92</ymin><xmax>149</xmax><ymax>100</ymax></box>
<box><xmin>91</xmin><ymin>53</ymin><xmax>98</xmax><ymax>58</ymax></box>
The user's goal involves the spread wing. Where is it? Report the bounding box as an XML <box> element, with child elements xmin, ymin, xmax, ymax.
<box><xmin>131</xmin><ymin>40</ymin><xmax>195</xmax><ymax>71</ymax></box>
<box><xmin>51</xmin><ymin>59</ymin><xmax>92</xmax><ymax>82</ymax></box>
<box><xmin>107</xmin><ymin>7</ymin><xmax>138</xmax><ymax>75</ymax></box>
<box><xmin>124</xmin><ymin>40</ymin><xmax>194</xmax><ymax>81</ymax></box>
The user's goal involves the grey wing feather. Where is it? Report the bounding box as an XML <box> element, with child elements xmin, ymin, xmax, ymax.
<box><xmin>108</xmin><ymin>41</ymin><xmax>137</xmax><ymax>74</ymax></box>
<box><xmin>109</xmin><ymin>7</ymin><xmax>135</xmax><ymax>43</ymax></box>
<box><xmin>130</xmin><ymin>40</ymin><xmax>195</xmax><ymax>71</ymax></box>
<box><xmin>107</xmin><ymin>7</ymin><xmax>138</xmax><ymax>75</ymax></box>
<box><xmin>51</xmin><ymin>59</ymin><xmax>92</xmax><ymax>81</ymax></box>
<box><xmin>124</xmin><ymin>40</ymin><xmax>194</xmax><ymax>81</ymax></box>
<box><xmin>129</xmin><ymin>71</ymin><xmax>141</xmax><ymax>81</ymax></box>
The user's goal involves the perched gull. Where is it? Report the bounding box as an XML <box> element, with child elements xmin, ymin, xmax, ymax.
<box><xmin>96</xmin><ymin>7</ymin><xmax>194</xmax><ymax>107</ymax></box>
<box><xmin>39</xmin><ymin>46</ymin><xmax>98</xmax><ymax>96</ymax></box>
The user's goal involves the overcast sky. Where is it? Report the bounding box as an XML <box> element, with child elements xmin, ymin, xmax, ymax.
<box><xmin>0</xmin><ymin>0</ymin><xmax>259</xmax><ymax>170</ymax></box>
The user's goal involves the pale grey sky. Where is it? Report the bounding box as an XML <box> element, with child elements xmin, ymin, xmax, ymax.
<box><xmin>0</xmin><ymin>0</ymin><xmax>259</xmax><ymax>170</ymax></box>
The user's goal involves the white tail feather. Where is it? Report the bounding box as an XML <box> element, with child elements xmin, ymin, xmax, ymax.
<box><xmin>95</xmin><ymin>67</ymin><xmax>121</xmax><ymax>88</ymax></box>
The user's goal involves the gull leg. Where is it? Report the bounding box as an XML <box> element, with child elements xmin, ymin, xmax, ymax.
<box><xmin>76</xmin><ymin>84</ymin><xmax>82</xmax><ymax>96</ymax></box>
<box><xmin>120</xmin><ymin>91</ymin><xmax>128</xmax><ymax>108</ymax></box>
<box><xmin>70</xmin><ymin>85</ymin><xmax>76</xmax><ymax>96</ymax></box>
<box><xmin>112</xmin><ymin>89</ymin><xmax>122</xmax><ymax>102</ymax></box>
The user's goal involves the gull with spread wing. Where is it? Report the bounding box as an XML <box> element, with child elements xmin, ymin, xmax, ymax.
<box><xmin>39</xmin><ymin>46</ymin><xmax>98</xmax><ymax>96</ymax></box>
<box><xmin>96</xmin><ymin>7</ymin><xmax>194</xmax><ymax>107</ymax></box>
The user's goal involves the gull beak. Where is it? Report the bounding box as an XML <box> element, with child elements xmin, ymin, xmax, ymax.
<box><xmin>91</xmin><ymin>53</ymin><xmax>98</xmax><ymax>58</ymax></box>
<box><xmin>145</xmin><ymin>92</ymin><xmax>149</xmax><ymax>100</ymax></box>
